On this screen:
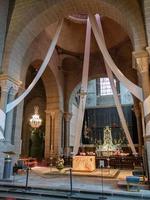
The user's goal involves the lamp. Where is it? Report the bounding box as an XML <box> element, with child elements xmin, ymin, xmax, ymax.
<box><xmin>29</xmin><ymin>106</ymin><xmax>42</xmax><ymax>128</ymax></box>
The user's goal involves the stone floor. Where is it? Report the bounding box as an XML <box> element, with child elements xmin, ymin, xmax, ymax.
<box><xmin>32</xmin><ymin>166</ymin><xmax>119</xmax><ymax>178</ymax></box>
<box><xmin>0</xmin><ymin>167</ymin><xmax>150</xmax><ymax>199</ymax></box>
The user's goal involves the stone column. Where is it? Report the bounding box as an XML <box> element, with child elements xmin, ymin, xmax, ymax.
<box><xmin>0</xmin><ymin>79</ymin><xmax>10</xmax><ymax>111</ymax></box>
<box><xmin>133</xmin><ymin>102</ymin><xmax>143</xmax><ymax>155</ymax></box>
<box><xmin>0</xmin><ymin>79</ymin><xmax>14</xmax><ymax>142</ymax></box>
<box><xmin>0</xmin><ymin>78</ymin><xmax>9</xmax><ymax>179</ymax></box>
<box><xmin>44</xmin><ymin>109</ymin><xmax>63</xmax><ymax>159</ymax></box>
<box><xmin>64</xmin><ymin>112</ymin><xmax>72</xmax><ymax>157</ymax></box>
<box><xmin>133</xmin><ymin>50</ymin><xmax>150</xmax><ymax>180</ymax></box>
<box><xmin>45</xmin><ymin>110</ymin><xmax>62</xmax><ymax>159</ymax></box>
<box><xmin>50</xmin><ymin>111</ymin><xmax>55</xmax><ymax>156</ymax></box>
<box><xmin>54</xmin><ymin>110</ymin><xmax>63</xmax><ymax>156</ymax></box>
<box><xmin>4</xmin><ymin>84</ymin><xmax>18</xmax><ymax>144</ymax></box>
<box><xmin>0</xmin><ymin>75</ymin><xmax>21</xmax><ymax>179</ymax></box>
<box><xmin>44</xmin><ymin>111</ymin><xmax>51</xmax><ymax>159</ymax></box>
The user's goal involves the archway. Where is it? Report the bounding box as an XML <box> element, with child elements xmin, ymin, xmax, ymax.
<box><xmin>3</xmin><ymin>0</ymin><xmax>146</xmax><ymax>79</ymax></box>
<box><xmin>21</xmin><ymin>58</ymin><xmax>61</xmax><ymax>159</ymax></box>
<box><xmin>21</xmin><ymin>64</ymin><xmax>46</xmax><ymax>160</ymax></box>
<box><xmin>69</xmin><ymin>76</ymin><xmax>140</xmax><ymax>165</ymax></box>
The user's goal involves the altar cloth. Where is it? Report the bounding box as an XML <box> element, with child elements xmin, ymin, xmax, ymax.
<box><xmin>72</xmin><ymin>156</ymin><xmax>96</xmax><ymax>172</ymax></box>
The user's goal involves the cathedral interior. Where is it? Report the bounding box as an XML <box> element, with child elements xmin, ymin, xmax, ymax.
<box><xmin>0</xmin><ymin>0</ymin><xmax>150</xmax><ymax>193</ymax></box>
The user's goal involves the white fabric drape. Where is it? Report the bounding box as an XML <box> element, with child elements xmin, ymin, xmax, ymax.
<box><xmin>73</xmin><ymin>19</ymin><xmax>91</xmax><ymax>155</ymax></box>
<box><xmin>143</xmin><ymin>95</ymin><xmax>150</xmax><ymax>135</ymax></box>
<box><xmin>146</xmin><ymin>121</ymin><xmax>150</xmax><ymax>136</ymax></box>
<box><xmin>0</xmin><ymin>109</ymin><xmax>5</xmax><ymax>140</ymax></box>
<box><xmin>140</xmin><ymin>103</ymin><xmax>146</xmax><ymax>137</ymax></box>
<box><xmin>95</xmin><ymin>14</ymin><xmax>136</xmax><ymax>154</ymax></box>
<box><xmin>143</xmin><ymin>95</ymin><xmax>150</xmax><ymax>117</ymax></box>
<box><xmin>6</xmin><ymin>20</ymin><xmax>63</xmax><ymax>113</ymax></box>
<box><xmin>89</xmin><ymin>14</ymin><xmax>143</xmax><ymax>102</ymax></box>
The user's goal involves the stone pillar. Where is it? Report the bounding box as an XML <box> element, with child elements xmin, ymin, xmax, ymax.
<box><xmin>0</xmin><ymin>79</ymin><xmax>9</xmax><ymax>111</ymax></box>
<box><xmin>50</xmin><ymin>111</ymin><xmax>55</xmax><ymax>155</ymax></box>
<box><xmin>133</xmin><ymin>102</ymin><xmax>143</xmax><ymax>155</ymax></box>
<box><xmin>13</xmin><ymin>98</ymin><xmax>24</xmax><ymax>157</ymax></box>
<box><xmin>44</xmin><ymin>110</ymin><xmax>63</xmax><ymax>159</ymax></box>
<box><xmin>4</xmin><ymin>84</ymin><xmax>18</xmax><ymax>143</ymax></box>
<box><xmin>133</xmin><ymin>50</ymin><xmax>150</xmax><ymax>180</ymax></box>
<box><xmin>54</xmin><ymin>110</ymin><xmax>63</xmax><ymax>156</ymax></box>
<box><xmin>44</xmin><ymin>111</ymin><xmax>51</xmax><ymax>159</ymax></box>
<box><xmin>0</xmin><ymin>79</ymin><xmax>14</xmax><ymax>142</ymax></box>
<box><xmin>64</xmin><ymin>112</ymin><xmax>72</xmax><ymax>157</ymax></box>
<box><xmin>0</xmin><ymin>75</ymin><xmax>21</xmax><ymax>179</ymax></box>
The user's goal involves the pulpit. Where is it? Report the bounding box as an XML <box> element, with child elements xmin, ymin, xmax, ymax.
<box><xmin>72</xmin><ymin>156</ymin><xmax>96</xmax><ymax>172</ymax></box>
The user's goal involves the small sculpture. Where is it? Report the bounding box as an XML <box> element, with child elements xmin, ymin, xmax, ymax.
<box><xmin>56</xmin><ymin>157</ymin><xmax>64</xmax><ymax>171</ymax></box>
<box><xmin>101</xmin><ymin>126</ymin><xmax>116</xmax><ymax>151</ymax></box>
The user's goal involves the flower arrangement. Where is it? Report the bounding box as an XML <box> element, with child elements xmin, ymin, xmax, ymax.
<box><xmin>56</xmin><ymin>157</ymin><xmax>64</xmax><ymax>170</ymax></box>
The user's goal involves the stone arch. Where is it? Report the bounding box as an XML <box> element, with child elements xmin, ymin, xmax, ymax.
<box><xmin>21</xmin><ymin>64</ymin><xmax>46</xmax><ymax>157</ymax></box>
<box><xmin>9</xmin><ymin>27</ymin><xmax>64</xmax><ymax>157</ymax></box>
<box><xmin>67</xmin><ymin>57</ymin><xmax>138</xmax><ymax>111</ymax></box>
<box><xmin>21</xmin><ymin>60</ymin><xmax>63</xmax><ymax>158</ymax></box>
<box><xmin>4</xmin><ymin>0</ymin><xmax>146</xmax><ymax>78</ymax></box>
<box><xmin>17</xmin><ymin>28</ymin><xmax>64</xmax><ymax>112</ymax></box>
<box><xmin>42</xmin><ymin>66</ymin><xmax>60</xmax><ymax>111</ymax></box>
<box><xmin>23</xmin><ymin>58</ymin><xmax>61</xmax><ymax>112</ymax></box>
<box><xmin>68</xmin><ymin>76</ymin><xmax>138</xmax><ymax>150</ymax></box>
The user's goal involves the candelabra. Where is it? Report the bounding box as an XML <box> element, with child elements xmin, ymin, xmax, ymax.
<box><xmin>49</xmin><ymin>156</ymin><xmax>53</xmax><ymax>173</ymax></box>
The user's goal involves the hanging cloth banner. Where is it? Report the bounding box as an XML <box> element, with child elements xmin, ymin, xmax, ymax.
<box><xmin>143</xmin><ymin>95</ymin><xmax>150</xmax><ymax>117</ymax></box>
<box><xmin>89</xmin><ymin>14</ymin><xmax>143</xmax><ymax>102</ymax></box>
<box><xmin>6</xmin><ymin>20</ymin><xmax>63</xmax><ymax>113</ymax></box>
<box><xmin>95</xmin><ymin>14</ymin><xmax>136</xmax><ymax>154</ymax></box>
<box><xmin>0</xmin><ymin>109</ymin><xmax>5</xmax><ymax>140</ymax></box>
<box><xmin>143</xmin><ymin>95</ymin><xmax>150</xmax><ymax>135</ymax></box>
<box><xmin>73</xmin><ymin>18</ymin><xmax>91</xmax><ymax>155</ymax></box>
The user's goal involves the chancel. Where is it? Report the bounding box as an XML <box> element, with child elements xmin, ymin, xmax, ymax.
<box><xmin>0</xmin><ymin>1</ymin><xmax>150</xmax><ymax>197</ymax></box>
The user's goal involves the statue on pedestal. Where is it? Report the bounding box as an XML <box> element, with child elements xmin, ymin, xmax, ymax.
<box><xmin>102</xmin><ymin>126</ymin><xmax>116</xmax><ymax>152</ymax></box>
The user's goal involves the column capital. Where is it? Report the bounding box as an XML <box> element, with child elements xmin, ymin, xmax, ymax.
<box><xmin>45</xmin><ymin>109</ymin><xmax>63</xmax><ymax>119</ymax></box>
<box><xmin>0</xmin><ymin>79</ymin><xmax>19</xmax><ymax>94</ymax></box>
<box><xmin>0</xmin><ymin>74</ymin><xmax>22</xmax><ymax>87</ymax></box>
<box><xmin>0</xmin><ymin>74</ymin><xmax>21</xmax><ymax>95</ymax></box>
<box><xmin>132</xmin><ymin>50</ymin><xmax>149</xmax><ymax>72</ymax></box>
<box><xmin>64</xmin><ymin>112</ymin><xmax>72</xmax><ymax>122</ymax></box>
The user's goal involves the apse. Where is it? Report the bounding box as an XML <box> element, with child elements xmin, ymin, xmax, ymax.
<box><xmin>69</xmin><ymin>78</ymin><xmax>138</xmax><ymax>151</ymax></box>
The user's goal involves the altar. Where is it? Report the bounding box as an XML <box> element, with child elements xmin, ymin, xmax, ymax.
<box><xmin>72</xmin><ymin>156</ymin><xmax>96</xmax><ymax>172</ymax></box>
<box><xmin>96</xmin><ymin>126</ymin><xmax>119</xmax><ymax>157</ymax></box>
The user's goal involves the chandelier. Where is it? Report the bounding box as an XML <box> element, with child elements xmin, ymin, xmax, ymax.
<box><xmin>29</xmin><ymin>106</ymin><xmax>42</xmax><ymax>128</ymax></box>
